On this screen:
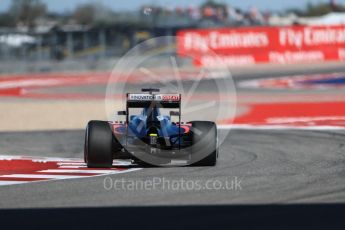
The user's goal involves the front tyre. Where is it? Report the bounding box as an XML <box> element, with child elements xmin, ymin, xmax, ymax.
<box><xmin>84</xmin><ymin>120</ymin><xmax>113</xmax><ymax>168</ymax></box>
<box><xmin>190</xmin><ymin>121</ymin><xmax>218</xmax><ymax>166</ymax></box>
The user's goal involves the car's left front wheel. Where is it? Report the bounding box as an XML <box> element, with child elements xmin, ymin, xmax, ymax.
<box><xmin>84</xmin><ymin>120</ymin><xmax>113</xmax><ymax>168</ymax></box>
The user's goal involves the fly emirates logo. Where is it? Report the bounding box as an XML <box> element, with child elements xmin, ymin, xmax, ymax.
<box><xmin>183</xmin><ymin>31</ymin><xmax>269</xmax><ymax>52</ymax></box>
<box><xmin>279</xmin><ymin>27</ymin><xmax>345</xmax><ymax>48</ymax></box>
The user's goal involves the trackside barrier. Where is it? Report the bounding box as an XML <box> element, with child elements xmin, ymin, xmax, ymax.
<box><xmin>177</xmin><ymin>25</ymin><xmax>345</xmax><ymax>66</ymax></box>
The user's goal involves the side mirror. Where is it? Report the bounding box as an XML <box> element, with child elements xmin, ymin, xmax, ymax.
<box><xmin>170</xmin><ymin>111</ymin><xmax>180</xmax><ymax>116</ymax></box>
<box><xmin>117</xmin><ymin>111</ymin><xmax>127</xmax><ymax>115</ymax></box>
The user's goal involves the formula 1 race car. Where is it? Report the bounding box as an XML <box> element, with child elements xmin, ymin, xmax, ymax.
<box><xmin>84</xmin><ymin>88</ymin><xmax>218</xmax><ymax>167</ymax></box>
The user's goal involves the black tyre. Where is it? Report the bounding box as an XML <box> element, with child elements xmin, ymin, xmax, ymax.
<box><xmin>190</xmin><ymin>121</ymin><xmax>218</xmax><ymax>166</ymax></box>
<box><xmin>84</xmin><ymin>120</ymin><xmax>114</xmax><ymax>168</ymax></box>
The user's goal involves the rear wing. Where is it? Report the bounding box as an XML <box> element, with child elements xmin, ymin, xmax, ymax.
<box><xmin>126</xmin><ymin>93</ymin><xmax>181</xmax><ymax>108</ymax></box>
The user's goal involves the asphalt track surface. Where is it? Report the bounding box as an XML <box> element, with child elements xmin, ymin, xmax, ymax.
<box><xmin>1</xmin><ymin>66</ymin><xmax>345</xmax><ymax>209</ymax></box>
<box><xmin>1</xmin><ymin>128</ymin><xmax>345</xmax><ymax>208</ymax></box>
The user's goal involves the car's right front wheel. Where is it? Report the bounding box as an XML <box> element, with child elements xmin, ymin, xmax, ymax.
<box><xmin>189</xmin><ymin>121</ymin><xmax>218</xmax><ymax>166</ymax></box>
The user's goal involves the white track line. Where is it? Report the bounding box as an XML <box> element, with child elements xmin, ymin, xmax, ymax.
<box><xmin>58</xmin><ymin>166</ymin><xmax>87</xmax><ymax>168</ymax></box>
<box><xmin>57</xmin><ymin>162</ymin><xmax>86</xmax><ymax>166</ymax></box>
<box><xmin>39</xmin><ymin>169</ymin><xmax>123</xmax><ymax>174</ymax></box>
<box><xmin>0</xmin><ymin>181</ymin><xmax>27</xmax><ymax>185</ymax></box>
<box><xmin>0</xmin><ymin>155</ymin><xmax>142</xmax><ymax>187</ymax></box>
<box><xmin>0</xmin><ymin>155</ymin><xmax>83</xmax><ymax>162</ymax></box>
<box><xmin>98</xmin><ymin>168</ymin><xmax>141</xmax><ymax>174</ymax></box>
<box><xmin>0</xmin><ymin>174</ymin><xmax>82</xmax><ymax>179</ymax></box>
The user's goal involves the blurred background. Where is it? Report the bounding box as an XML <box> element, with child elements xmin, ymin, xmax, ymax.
<box><xmin>0</xmin><ymin>0</ymin><xmax>344</xmax><ymax>72</ymax></box>
<box><xmin>1</xmin><ymin>0</ymin><xmax>345</xmax><ymax>132</ymax></box>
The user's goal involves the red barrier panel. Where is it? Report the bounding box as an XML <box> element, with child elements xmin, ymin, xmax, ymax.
<box><xmin>177</xmin><ymin>25</ymin><xmax>345</xmax><ymax>66</ymax></box>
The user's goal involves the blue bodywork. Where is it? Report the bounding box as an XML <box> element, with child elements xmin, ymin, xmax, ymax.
<box><xmin>113</xmin><ymin>107</ymin><xmax>190</xmax><ymax>149</ymax></box>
